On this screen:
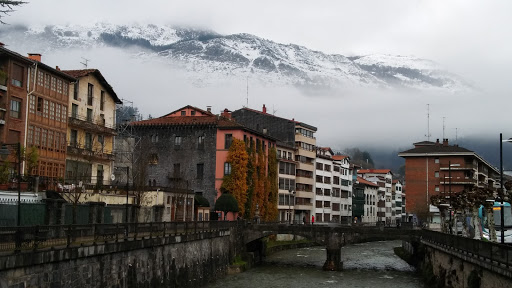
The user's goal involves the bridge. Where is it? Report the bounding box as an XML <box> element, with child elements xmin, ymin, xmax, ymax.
<box><xmin>244</xmin><ymin>222</ymin><xmax>419</xmax><ymax>270</ymax></box>
<box><xmin>0</xmin><ymin>221</ymin><xmax>511</xmax><ymax>287</ymax></box>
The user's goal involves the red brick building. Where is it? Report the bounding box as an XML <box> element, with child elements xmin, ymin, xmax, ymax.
<box><xmin>398</xmin><ymin>139</ymin><xmax>499</xmax><ymax>221</ymax></box>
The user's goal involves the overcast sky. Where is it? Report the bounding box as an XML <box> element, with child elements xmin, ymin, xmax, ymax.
<box><xmin>5</xmin><ymin>0</ymin><xmax>512</xmax><ymax>153</ymax></box>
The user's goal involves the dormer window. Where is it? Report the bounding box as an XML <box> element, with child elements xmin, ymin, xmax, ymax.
<box><xmin>181</xmin><ymin>111</ymin><xmax>186</xmax><ymax>116</ymax></box>
<box><xmin>191</xmin><ymin>111</ymin><xmax>196</xmax><ymax>116</ymax></box>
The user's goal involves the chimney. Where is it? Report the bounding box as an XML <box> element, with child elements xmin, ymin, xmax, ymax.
<box><xmin>262</xmin><ymin>104</ymin><xmax>267</xmax><ymax>114</ymax></box>
<box><xmin>436</xmin><ymin>139</ymin><xmax>440</xmax><ymax>145</ymax></box>
<box><xmin>207</xmin><ymin>106</ymin><xmax>212</xmax><ymax>113</ymax></box>
<box><xmin>221</xmin><ymin>108</ymin><xmax>231</xmax><ymax>119</ymax></box>
<box><xmin>28</xmin><ymin>53</ymin><xmax>41</xmax><ymax>62</ymax></box>
<box><xmin>55</xmin><ymin>66</ymin><xmax>60</xmax><ymax>71</ymax></box>
<box><xmin>443</xmin><ymin>138</ymin><xmax>449</xmax><ymax>146</ymax></box>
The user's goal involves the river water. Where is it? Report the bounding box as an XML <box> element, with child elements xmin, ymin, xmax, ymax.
<box><xmin>207</xmin><ymin>240</ymin><xmax>424</xmax><ymax>288</ymax></box>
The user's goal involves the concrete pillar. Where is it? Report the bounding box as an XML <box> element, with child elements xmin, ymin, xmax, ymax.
<box><xmin>323</xmin><ymin>231</ymin><xmax>343</xmax><ymax>271</ymax></box>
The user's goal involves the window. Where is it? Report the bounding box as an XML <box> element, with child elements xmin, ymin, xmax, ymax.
<box><xmin>11</xmin><ymin>63</ymin><xmax>23</xmax><ymax>87</ymax></box>
<box><xmin>48</xmin><ymin>131</ymin><xmax>54</xmax><ymax>150</ymax></box>
<box><xmin>435</xmin><ymin>171</ymin><xmax>439</xmax><ymax>178</ymax></box>
<box><xmin>191</xmin><ymin>111</ymin><xmax>196</xmax><ymax>116</ymax></box>
<box><xmin>224</xmin><ymin>134</ymin><xmax>232</xmax><ymax>149</ymax></box>
<box><xmin>37</xmin><ymin>97</ymin><xmax>43</xmax><ymax>113</ymax></box>
<box><xmin>316</xmin><ymin>162</ymin><xmax>323</xmax><ymax>170</ymax></box>
<box><xmin>62</xmin><ymin>106</ymin><xmax>67</xmax><ymax>122</ymax></box>
<box><xmin>29</xmin><ymin>95</ymin><xmax>36</xmax><ymax>114</ymax></box>
<box><xmin>10</xmin><ymin>98</ymin><xmax>21</xmax><ymax>118</ymax></box>
<box><xmin>197</xmin><ymin>163</ymin><xmax>204</xmax><ymax>179</ymax></box>
<box><xmin>224</xmin><ymin>162</ymin><xmax>231</xmax><ymax>175</ymax></box>
<box><xmin>173</xmin><ymin>163</ymin><xmax>181</xmax><ymax>178</ymax></box>
<box><xmin>49</xmin><ymin>102</ymin><xmax>55</xmax><ymax>120</ymax></box>
<box><xmin>323</xmin><ymin>176</ymin><xmax>331</xmax><ymax>184</ymax></box>
<box><xmin>43</xmin><ymin>99</ymin><xmax>49</xmax><ymax>118</ymax></box>
<box><xmin>150</xmin><ymin>153</ymin><xmax>158</xmax><ymax>164</ymax></box>
<box><xmin>27</xmin><ymin>126</ymin><xmax>34</xmax><ymax>145</ymax></box>
<box><xmin>57</xmin><ymin>79</ymin><xmax>63</xmax><ymax>94</ymax></box>
<box><xmin>100</xmin><ymin>91</ymin><xmax>105</xmax><ymax>111</ymax></box>
<box><xmin>73</xmin><ymin>81</ymin><xmax>79</xmax><ymax>100</ymax></box>
<box><xmin>87</xmin><ymin>83</ymin><xmax>93</xmax><ymax>105</ymax></box>
<box><xmin>324</xmin><ymin>164</ymin><xmax>331</xmax><ymax>171</ymax></box>
<box><xmin>34</xmin><ymin>127</ymin><xmax>41</xmax><ymax>146</ymax></box>
<box><xmin>435</xmin><ymin>186</ymin><xmax>440</xmax><ymax>192</ymax></box>
<box><xmin>87</xmin><ymin>108</ymin><xmax>93</xmax><ymax>122</ymax></box>
<box><xmin>181</xmin><ymin>110</ymin><xmax>186</xmax><ymax>116</ymax></box>
<box><xmin>175</xmin><ymin>136</ymin><xmax>182</xmax><ymax>147</ymax></box>
<box><xmin>151</xmin><ymin>134</ymin><xmax>158</xmax><ymax>143</ymax></box>
<box><xmin>50</xmin><ymin>77</ymin><xmax>56</xmax><ymax>91</ymax></box>
<box><xmin>316</xmin><ymin>175</ymin><xmax>323</xmax><ymax>183</ymax></box>
<box><xmin>85</xmin><ymin>133</ymin><xmax>92</xmax><ymax>150</ymax></box>
<box><xmin>41</xmin><ymin>129</ymin><xmax>47</xmax><ymax>148</ymax></box>
<box><xmin>435</xmin><ymin>158</ymin><xmax>439</xmax><ymax>164</ymax></box>
<box><xmin>197</xmin><ymin>135</ymin><xmax>205</xmax><ymax>149</ymax></box>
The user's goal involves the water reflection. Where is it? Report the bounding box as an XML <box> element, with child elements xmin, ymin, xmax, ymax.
<box><xmin>207</xmin><ymin>240</ymin><xmax>423</xmax><ymax>288</ymax></box>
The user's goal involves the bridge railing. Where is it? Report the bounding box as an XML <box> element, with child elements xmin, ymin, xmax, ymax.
<box><xmin>422</xmin><ymin>229</ymin><xmax>512</xmax><ymax>268</ymax></box>
<box><xmin>0</xmin><ymin>221</ymin><xmax>238</xmax><ymax>253</ymax></box>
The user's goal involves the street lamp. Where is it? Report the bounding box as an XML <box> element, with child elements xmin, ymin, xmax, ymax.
<box><xmin>499</xmin><ymin>133</ymin><xmax>512</xmax><ymax>244</ymax></box>
<box><xmin>288</xmin><ymin>189</ymin><xmax>295</xmax><ymax>224</ymax></box>
<box><xmin>0</xmin><ymin>143</ymin><xmax>21</xmax><ymax>226</ymax></box>
<box><xmin>448</xmin><ymin>161</ymin><xmax>460</xmax><ymax>234</ymax></box>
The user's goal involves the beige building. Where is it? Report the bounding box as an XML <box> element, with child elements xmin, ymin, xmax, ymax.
<box><xmin>62</xmin><ymin>69</ymin><xmax>122</xmax><ymax>186</ymax></box>
<box><xmin>294</xmin><ymin>123</ymin><xmax>317</xmax><ymax>222</ymax></box>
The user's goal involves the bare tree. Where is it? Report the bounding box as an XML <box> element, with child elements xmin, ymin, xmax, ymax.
<box><xmin>0</xmin><ymin>1</ymin><xmax>26</xmax><ymax>24</ymax></box>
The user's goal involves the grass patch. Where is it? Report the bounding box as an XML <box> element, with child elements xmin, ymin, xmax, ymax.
<box><xmin>232</xmin><ymin>255</ymin><xmax>247</xmax><ymax>266</ymax></box>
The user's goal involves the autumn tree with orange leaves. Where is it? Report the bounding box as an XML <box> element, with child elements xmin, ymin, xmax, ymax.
<box><xmin>263</xmin><ymin>146</ymin><xmax>279</xmax><ymax>221</ymax></box>
<box><xmin>220</xmin><ymin>138</ymin><xmax>249</xmax><ymax>216</ymax></box>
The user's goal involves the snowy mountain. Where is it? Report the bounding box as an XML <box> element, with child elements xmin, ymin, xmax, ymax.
<box><xmin>0</xmin><ymin>23</ymin><xmax>472</xmax><ymax>92</ymax></box>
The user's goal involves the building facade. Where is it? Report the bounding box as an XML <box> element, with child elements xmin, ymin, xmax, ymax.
<box><xmin>357</xmin><ymin>169</ymin><xmax>393</xmax><ymax>224</ymax></box>
<box><xmin>62</xmin><ymin>69</ymin><xmax>122</xmax><ymax>186</ymax></box>
<box><xmin>277</xmin><ymin>143</ymin><xmax>297</xmax><ymax>223</ymax></box>
<box><xmin>398</xmin><ymin>139</ymin><xmax>500</xmax><ymax>222</ymax></box>
<box><xmin>232</xmin><ymin>105</ymin><xmax>317</xmax><ymax>223</ymax></box>
<box><xmin>25</xmin><ymin>54</ymin><xmax>75</xmax><ymax>186</ymax></box>
<box><xmin>353</xmin><ymin>176</ymin><xmax>378</xmax><ymax>223</ymax></box>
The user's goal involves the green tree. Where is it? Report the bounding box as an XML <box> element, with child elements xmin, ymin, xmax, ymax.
<box><xmin>221</xmin><ymin>138</ymin><xmax>249</xmax><ymax>215</ymax></box>
<box><xmin>0</xmin><ymin>1</ymin><xmax>26</xmax><ymax>24</ymax></box>
<box><xmin>214</xmin><ymin>191</ymin><xmax>239</xmax><ymax>220</ymax></box>
<box><xmin>264</xmin><ymin>146</ymin><xmax>279</xmax><ymax>221</ymax></box>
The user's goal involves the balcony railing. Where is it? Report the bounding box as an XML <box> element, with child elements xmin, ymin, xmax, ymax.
<box><xmin>68</xmin><ymin>114</ymin><xmax>116</xmax><ymax>135</ymax></box>
<box><xmin>67</xmin><ymin>142</ymin><xmax>115</xmax><ymax>161</ymax></box>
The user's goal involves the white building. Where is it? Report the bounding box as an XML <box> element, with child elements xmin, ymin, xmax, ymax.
<box><xmin>355</xmin><ymin>177</ymin><xmax>378</xmax><ymax>223</ymax></box>
<box><xmin>392</xmin><ymin>180</ymin><xmax>403</xmax><ymax>224</ymax></box>
<box><xmin>358</xmin><ymin>169</ymin><xmax>393</xmax><ymax>224</ymax></box>
<box><xmin>314</xmin><ymin>148</ymin><xmax>335</xmax><ymax>223</ymax></box>
<box><xmin>277</xmin><ymin>144</ymin><xmax>297</xmax><ymax>223</ymax></box>
<box><xmin>333</xmin><ymin>155</ymin><xmax>352</xmax><ymax>223</ymax></box>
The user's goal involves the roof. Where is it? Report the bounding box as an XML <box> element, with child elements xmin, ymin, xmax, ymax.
<box><xmin>358</xmin><ymin>169</ymin><xmax>392</xmax><ymax>175</ymax></box>
<box><xmin>130</xmin><ymin>105</ymin><xmax>277</xmax><ymax>141</ymax></box>
<box><xmin>163</xmin><ymin>105</ymin><xmax>215</xmax><ymax>117</ymax></box>
<box><xmin>236</xmin><ymin>107</ymin><xmax>317</xmax><ymax>131</ymax></box>
<box><xmin>62</xmin><ymin>69</ymin><xmax>122</xmax><ymax>104</ymax></box>
<box><xmin>399</xmin><ymin>145</ymin><xmax>473</xmax><ymax>155</ymax></box>
<box><xmin>0</xmin><ymin>46</ymin><xmax>33</xmax><ymax>65</ymax></box>
<box><xmin>332</xmin><ymin>155</ymin><xmax>349</xmax><ymax>161</ymax></box>
<box><xmin>357</xmin><ymin>177</ymin><xmax>379</xmax><ymax>187</ymax></box>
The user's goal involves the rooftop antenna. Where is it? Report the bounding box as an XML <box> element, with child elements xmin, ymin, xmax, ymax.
<box><xmin>425</xmin><ymin>104</ymin><xmax>431</xmax><ymax>141</ymax></box>
<box><xmin>442</xmin><ymin>117</ymin><xmax>446</xmax><ymax>140</ymax></box>
<box><xmin>272</xmin><ymin>104</ymin><xmax>278</xmax><ymax>115</ymax></box>
<box><xmin>246</xmin><ymin>76</ymin><xmax>249</xmax><ymax>108</ymax></box>
<box><xmin>80</xmin><ymin>57</ymin><xmax>90</xmax><ymax>68</ymax></box>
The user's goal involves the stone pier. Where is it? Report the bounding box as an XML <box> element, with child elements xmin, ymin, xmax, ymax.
<box><xmin>323</xmin><ymin>231</ymin><xmax>343</xmax><ymax>271</ymax></box>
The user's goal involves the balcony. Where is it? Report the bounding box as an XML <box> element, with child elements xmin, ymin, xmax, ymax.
<box><xmin>67</xmin><ymin>142</ymin><xmax>115</xmax><ymax>161</ymax></box>
<box><xmin>68</xmin><ymin>114</ymin><xmax>117</xmax><ymax>135</ymax></box>
<box><xmin>440</xmin><ymin>178</ymin><xmax>476</xmax><ymax>185</ymax></box>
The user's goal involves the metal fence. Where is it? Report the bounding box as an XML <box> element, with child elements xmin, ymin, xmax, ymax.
<box><xmin>421</xmin><ymin>229</ymin><xmax>512</xmax><ymax>267</ymax></box>
<box><xmin>0</xmin><ymin>221</ymin><xmax>237</xmax><ymax>253</ymax></box>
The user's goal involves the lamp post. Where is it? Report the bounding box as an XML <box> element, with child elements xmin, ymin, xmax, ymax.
<box><xmin>499</xmin><ymin>133</ymin><xmax>512</xmax><ymax>244</ymax></box>
<box><xmin>448</xmin><ymin>161</ymin><xmax>460</xmax><ymax>235</ymax></box>
<box><xmin>288</xmin><ymin>189</ymin><xmax>295</xmax><ymax>224</ymax></box>
<box><xmin>125</xmin><ymin>166</ymin><xmax>130</xmax><ymax>223</ymax></box>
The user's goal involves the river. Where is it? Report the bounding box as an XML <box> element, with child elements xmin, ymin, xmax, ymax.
<box><xmin>207</xmin><ymin>240</ymin><xmax>424</xmax><ymax>288</ymax></box>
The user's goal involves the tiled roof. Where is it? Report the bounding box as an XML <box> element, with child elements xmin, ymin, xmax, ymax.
<box><xmin>62</xmin><ymin>69</ymin><xmax>122</xmax><ymax>104</ymax></box>
<box><xmin>357</xmin><ymin>177</ymin><xmax>378</xmax><ymax>187</ymax></box>
<box><xmin>163</xmin><ymin>105</ymin><xmax>215</xmax><ymax>117</ymax></box>
<box><xmin>131</xmin><ymin>115</ymin><xmax>219</xmax><ymax>127</ymax></box>
<box><xmin>358</xmin><ymin>169</ymin><xmax>392</xmax><ymax>175</ymax></box>
<box><xmin>399</xmin><ymin>145</ymin><xmax>473</xmax><ymax>154</ymax></box>
<box><xmin>332</xmin><ymin>155</ymin><xmax>349</xmax><ymax>161</ymax></box>
<box><xmin>236</xmin><ymin>107</ymin><xmax>317</xmax><ymax>131</ymax></box>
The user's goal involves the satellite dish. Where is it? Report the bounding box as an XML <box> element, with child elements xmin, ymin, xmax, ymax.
<box><xmin>111</xmin><ymin>174</ymin><xmax>115</xmax><ymax>181</ymax></box>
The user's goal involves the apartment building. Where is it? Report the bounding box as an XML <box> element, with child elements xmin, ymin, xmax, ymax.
<box><xmin>333</xmin><ymin>155</ymin><xmax>353</xmax><ymax>223</ymax></box>
<box><xmin>25</xmin><ymin>54</ymin><xmax>75</xmax><ymax>186</ymax></box>
<box><xmin>277</xmin><ymin>143</ymin><xmax>297</xmax><ymax>222</ymax></box>
<box><xmin>314</xmin><ymin>147</ymin><xmax>335</xmax><ymax>223</ymax></box>
<box><xmin>358</xmin><ymin>169</ymin><xmax>393</xmax><ymax>224</ymax></box>
<box><xmin>62</xmin><ymin>69</ymin><xmax>122</xmax><ymax>186</ymax></box>
<box><xmin>398</xmin><ymin>139</ymin><xmax>499</xmax><ymax>222</ymax></box>
<box><xmin>392</xmin><ymin>180</ymin><xmax>403</xmax><ymax>224</ymax></box>
<box><xmin>353</xmin><ymin>176</ymin><xmax>378</xmax><ymax>223</ymax></box>
<box><xmin>232</xmin><ymin>105</ymin><xmax>317</xmax><ymax>222</ymax></box>
<box><xmin>0</xmin><ymin>45</ymin><xmax>32</xmax><ymax>163</ymax></box>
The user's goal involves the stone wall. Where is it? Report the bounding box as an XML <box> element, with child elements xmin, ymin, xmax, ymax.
<box><xmin>403</xmin><ymin>239</ymin><xmax>512</xmax><ymax>288</ymax></box>
<box><xmin>0</xmin><ymin>227</ymin><xmax>243</xmax><ymax>288</ymax></box>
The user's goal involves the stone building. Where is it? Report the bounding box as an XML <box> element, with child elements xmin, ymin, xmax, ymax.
<box><xmin>62</xmin><ymin>69</ymin><xmax>122</xmax><ymax>186</ymax></box>
<box><xmin>130</xmin><ymin>105</ymin><xmax>276</xmax><ymax>219</ymax></box>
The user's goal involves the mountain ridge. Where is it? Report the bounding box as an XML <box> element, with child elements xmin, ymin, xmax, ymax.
<box><xmin>0</xmin><ymin>23</ymin><xmax>473</xmax><ymax>92</ymax></box>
